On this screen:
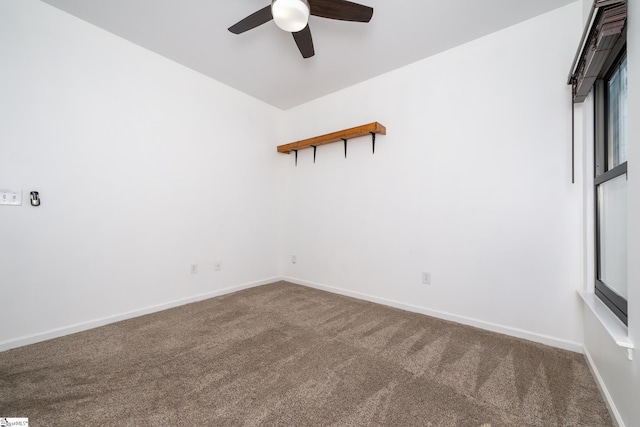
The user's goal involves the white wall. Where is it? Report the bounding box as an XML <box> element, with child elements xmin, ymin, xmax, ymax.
<box><xmin>280</xmin><ymin>3</ymin><xmax>584</xmax><ymax>351</ymax></box>
<box><xmin>0</xmin><ymin>0</ymin><xmax>284</xmax><ymax>348</ymax></box>
<box><xmin>580</xmin><ymin>0</ymin><xmax>640</xmax><ymax>425</ymax></box>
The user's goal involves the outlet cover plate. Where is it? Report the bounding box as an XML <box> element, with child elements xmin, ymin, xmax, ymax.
<box><xmin>422</xmin><ymin>272</ymin><xmax>431</xmax><ymax>285</ymax></box>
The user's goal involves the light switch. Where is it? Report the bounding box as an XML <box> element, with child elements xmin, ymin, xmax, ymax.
<box><xmin>0</xmin><ymin>189</ymin><xmax>22</xmax><ymax>206</ymax></box>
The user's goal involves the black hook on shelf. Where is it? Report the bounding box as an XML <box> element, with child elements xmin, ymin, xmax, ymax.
<box><xmin>312</xmin><ymin>145</ymin><xmax>317</xmax><ymax>163</ymax></box>
<box><xmin>371</xmin><ymin>132</ymin><xmax>376</xmax><ymax>154</ymax></box>
<box><xmin>293</xmin><ymin>149</ymin><xmax>298</xmax><ymax>166</ymax></box>
<box><xmin>342</xmin><ymin>138</ymin><xmax>348</xmax><ymax>159</ymax></box>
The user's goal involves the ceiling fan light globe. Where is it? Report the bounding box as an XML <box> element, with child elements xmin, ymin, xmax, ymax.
<box><xmin>272</xmin><ymin>0</ymin><xmax>310</xmax><ymax>32</ymax></box>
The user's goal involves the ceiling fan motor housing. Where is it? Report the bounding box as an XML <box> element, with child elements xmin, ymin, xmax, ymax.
<box><xmin>272</xmin><ymin>0</ymin><xmax>310</xmax><ymax>32</ymax></box>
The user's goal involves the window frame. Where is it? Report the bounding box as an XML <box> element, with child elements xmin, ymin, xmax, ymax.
<box><xmin>594</xmin><ymin>44</ymin><xmax>628</xmax><ymax>326</ymax></box>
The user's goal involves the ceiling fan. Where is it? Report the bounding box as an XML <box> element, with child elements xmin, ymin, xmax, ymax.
<box><xmin>228</xmin><ymin>0</ymin><xmax>374</xmax><ymax>58</ymax></box>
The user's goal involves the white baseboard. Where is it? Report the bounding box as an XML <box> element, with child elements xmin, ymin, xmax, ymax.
<box><xmin>1</xmin><ymin>276</ymin><xmax>583</xmax><ymax>355</ymax></box>
<box><xmin>283</xmin><ymin>276</ymin><xmax>583</xmax><ymax>354</ymax></box>
<box><xmin>583</xmin><ymin>346</ymin><xmax>625</xmax><ymax>427</ymax></box>
<box><xmin>0</xmin><ymin>277</ymin><xmax>279</xmax><ymax>352</ymax></box>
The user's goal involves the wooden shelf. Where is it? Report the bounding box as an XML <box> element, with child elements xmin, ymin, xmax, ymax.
<box><xmin>277</xmin><ymin>122</ymin><xmax>386</xmax><ymax>154</ymax></box>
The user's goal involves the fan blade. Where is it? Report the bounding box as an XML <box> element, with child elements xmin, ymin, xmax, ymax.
<box><xmin>292</xmin><ymin>25</ymin><xmax>315</xmax><ymax>58</ymax></box>
<box><xmin>228</xmin><ymin>5</ymin><xmax>273</xmax><ymax>34</ymax></box>
<box><xmin>310</xmin><ymin>0</ymin><xmax>373</xmax><ymax>22</ymax></box>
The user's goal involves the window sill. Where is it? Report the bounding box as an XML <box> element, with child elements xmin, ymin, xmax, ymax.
<box><xmin>579</xmin><ymin>290</ymin><xmax>634</xmax><ymax>360</ymax></box>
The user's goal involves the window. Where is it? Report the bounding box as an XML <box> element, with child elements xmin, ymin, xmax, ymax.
<box><xmin>595</xmin><ymin>51</ymin><xmax>627</xmax><ymax>325</ymax></box>
<box><xmin>569</xmin><ymin>1</ymin><xmax>627</xmax><ymax>324</ymax></box>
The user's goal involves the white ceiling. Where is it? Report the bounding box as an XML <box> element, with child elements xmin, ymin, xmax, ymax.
<box><xmin>40</xmin><ymin>0</ymin><xmax>576</xmax><ymax>110</ymax></box>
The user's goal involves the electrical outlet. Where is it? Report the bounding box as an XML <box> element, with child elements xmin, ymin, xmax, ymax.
<box><xmin>422</xmin><ymin>272</ymin><xmax>431</xmax><ymax>285</ymax></box>
<box><xmin>190</xmin><ymin>264</ymin><xmax>198</xmax><ymax>274</ymax></box>
<box><xmin>292</xmin><ymin>255</ymin><xmax>297</xmax><ymax>264</ymax></box>
<box><xmin>214</xmin><ymin>260</ymin><xmax>222</xmax><ymax>271</ymax></box>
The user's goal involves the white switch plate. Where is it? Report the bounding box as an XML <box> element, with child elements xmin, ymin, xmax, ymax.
<box><xmin>0</xmin><ymin>189</ymin><xmax>22</xmax><ymax>206</ymax></box>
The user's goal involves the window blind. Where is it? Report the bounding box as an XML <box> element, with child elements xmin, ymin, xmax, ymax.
<box><xmin>569</xmin><ymin>0</ymin><xmax>626</xmax><ymax>103</ymax></box>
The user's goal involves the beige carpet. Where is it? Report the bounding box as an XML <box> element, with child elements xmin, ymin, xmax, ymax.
<box><xmin>1</xmin><ymin>281</ymin><xmax>612</xmax><ymax>426</ymax></box>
